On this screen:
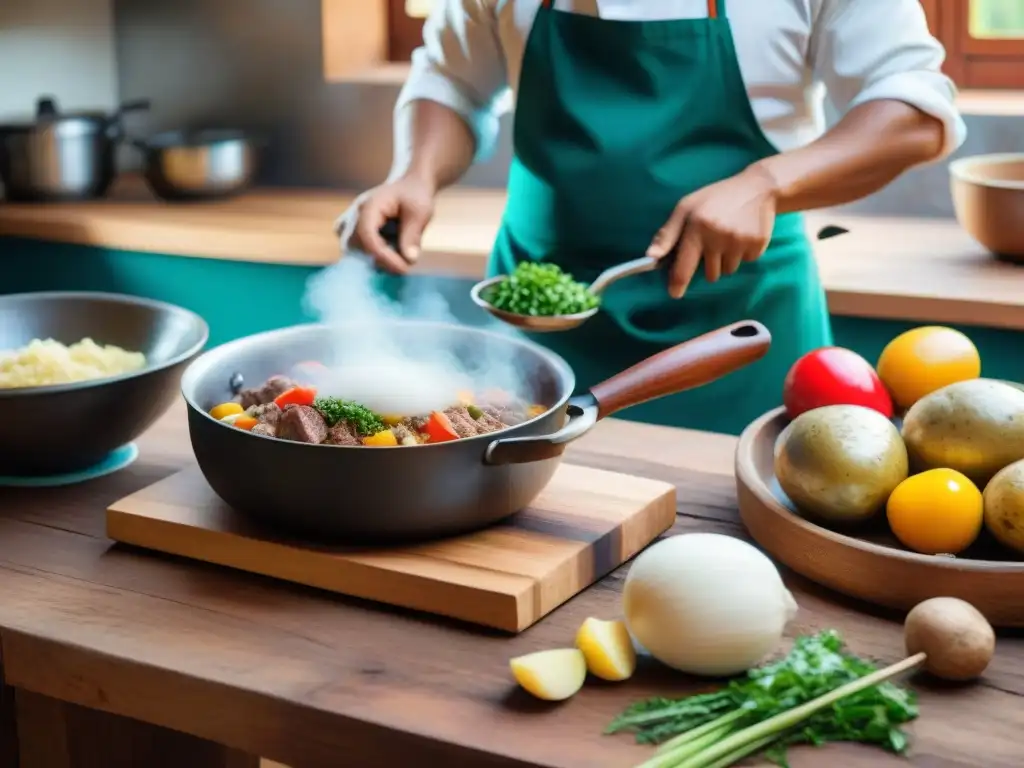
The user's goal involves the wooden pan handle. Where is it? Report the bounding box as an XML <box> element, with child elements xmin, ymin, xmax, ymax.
<box><xmin>589</xmin><ymin>320</ymin><xmax>772</xmax><ymax>419</ymax></box>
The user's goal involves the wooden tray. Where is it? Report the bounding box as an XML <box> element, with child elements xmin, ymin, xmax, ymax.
<box><xmin>107</xmin><ymin>463</ymin><xmax>676</xmax><ymax>632</ymax></box>
<box><xmin>736</xmin><ymin>407</ymin><xmax>1024</xmax><ymax>627</ymax></box>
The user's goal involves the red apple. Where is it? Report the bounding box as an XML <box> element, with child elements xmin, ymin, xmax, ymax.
<box><xmin>783</xmin><ymin>347</ymin><xmax>893</xmax><ymax>419</ymax></box>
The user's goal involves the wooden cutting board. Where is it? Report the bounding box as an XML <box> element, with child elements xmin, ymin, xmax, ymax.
<box><xmin>106</xmin><ymin>463</ymin><xmax>676</xmax><ymax>632</ymax></box>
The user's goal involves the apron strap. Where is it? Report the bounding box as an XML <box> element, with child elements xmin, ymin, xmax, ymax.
<box><xmin>539</xmin><ymin>0</ymin><xmax>721</xmax><ymax>17</ymax></box>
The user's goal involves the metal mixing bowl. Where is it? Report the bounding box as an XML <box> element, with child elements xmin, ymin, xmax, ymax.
<box><xmin>133</xmin><ymin>129</ymin><xmax>260</xmax><ymax>201</ymax></box>
<box><xmin>0</xmin><ymin>292</ymin><xmax>209</xmax><ymax>475</ymax></box>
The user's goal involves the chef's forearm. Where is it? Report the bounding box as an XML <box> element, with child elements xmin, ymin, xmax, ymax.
<box><xmin>752</xmin><ymin>100</ymin><xmax>946</xmax><ymax>214</ymax></box>
<box><xmin>389</xmin><ymin>99</ymin><xmax>476</xmax><ymax>191</ymax></box>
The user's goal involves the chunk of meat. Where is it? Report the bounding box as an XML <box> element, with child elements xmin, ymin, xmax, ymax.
<box><xmin>277</xmin><ymin>404</ymin><xmax>328</xmax><ymax>444</ymax></box>
<box><xmin>246</xmin><ymin>402</ymin><xmax>282</xmax><ymax>428</ymax></box>
<box><xmin>442</xmin><ymin>406</ymin><xmax>479</xmax><ymax>438</ymax></box>
<box><xmin>441</xmin><ymin>405</ymin><xmax>508</xmax><ymax>438</ymax></box>
<box><xmin>238</xmin><ymin>375</ymin><xmax>296</xmax><ymax>408</ymax></box>
<box><xmin>250</xmin><ymin>422</ymin><xmax>276</xmax><ymax>438</ymax></box>
<box><xmin>325</xmin><ymin>419</ymin><xmax>361</xmax><ymax>446</ymax></box>
<box><xmin>481</xmin><ymin>403</ymin><xmax>527</xmax><ymax>427</ymax></box>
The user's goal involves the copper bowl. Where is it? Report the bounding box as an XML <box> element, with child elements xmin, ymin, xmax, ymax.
<box><xmin>950</xmin><ymin>153</ymin><xmax>1024</xmax><ymax>263</ymax></box>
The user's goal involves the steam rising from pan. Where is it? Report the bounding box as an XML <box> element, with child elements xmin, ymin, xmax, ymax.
<box><xmin>300</xmin><ymin>256</ymin><xmax>529</xmax><ymax>415</ymax></box>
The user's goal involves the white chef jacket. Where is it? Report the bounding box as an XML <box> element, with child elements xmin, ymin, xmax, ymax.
<box><xmin>394</xmin><ymin>0</ymin><xmax>966</xmax><ymax>164</ymax></box>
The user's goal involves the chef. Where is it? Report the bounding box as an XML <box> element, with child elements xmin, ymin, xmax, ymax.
<box><xmin>336</xmin><ymin>0</ymin><xmax>964</xmax><ymax>434</ymax></box>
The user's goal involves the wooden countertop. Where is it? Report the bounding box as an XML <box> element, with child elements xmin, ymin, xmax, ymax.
<box><xmin>1</xmin><ymin>404</ymin><xmax>1022</xmax><ymax>767</ymax></box>
<box><xmin>2</xmin><ymin>179</ymin><xmax>1024</xmax><ymax>330</ymax></box>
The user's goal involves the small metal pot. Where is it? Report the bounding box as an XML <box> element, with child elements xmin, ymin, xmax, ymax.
<box><xmin>181</xmin><ymin>319</ymin><xmax>771</xmax><ymax>542</ymax></box>
<box><xmin>132</xmin><ymin>129</ymin><xmax>261</xmax><ymax>202</ymax></box>
<box><xmin>0</xmin><ymin>96</ymin><xmax>150</xmax><ymax>202</ymax></box>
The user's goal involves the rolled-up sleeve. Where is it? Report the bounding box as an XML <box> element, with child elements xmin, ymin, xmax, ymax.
<box><xmin>811</xmin><ymin>0</ymin><xmax>967</xmax><ymax>159</ymax></box>
<box><xmin>395</xmin><ymin>0</ymin><xmax>510</xmax><ymax>162</ymax></box>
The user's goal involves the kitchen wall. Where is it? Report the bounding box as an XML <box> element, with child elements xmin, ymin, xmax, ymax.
<box><xmin>0</xmin><ymin>0</ymin><xmax>119</xmax><ymax>120</ymax></box>
<box><xmin>104</xmin><ymin>0</ymin><xmax>1024</xmax><ymax>218</ymax></box>
<box><xmin>111</xmin><ymin>0</ymin><xmax>513</xmax><ymax>191</ymax></box>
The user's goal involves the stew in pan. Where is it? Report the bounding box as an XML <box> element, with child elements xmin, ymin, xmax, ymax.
<box><xmin>208</xmin><ymin>373</ymin><xmax>545</xmax><ymax>447</ymax></box>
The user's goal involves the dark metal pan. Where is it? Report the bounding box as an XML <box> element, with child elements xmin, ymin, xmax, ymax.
<box><xmin>181</xmin><ymin>319</ymin><xmax>770</xmax><ymax>542</ymax></box>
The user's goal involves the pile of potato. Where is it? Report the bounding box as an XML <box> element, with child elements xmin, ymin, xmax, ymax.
<box><xmin>773</xmin><ymin>327</ymin><xmax>1024</xmax><ymax>558</ymax></box>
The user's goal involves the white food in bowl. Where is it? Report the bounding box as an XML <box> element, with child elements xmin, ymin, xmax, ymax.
<box><xmin>623</xmin><ymin>533</ymin><xmax>798</xmax><ymax>676</ymax></box>
<box><xmin>0</xmin><ymin>338</ymin><xmax>146</xmax><ymax>389</ymax></box>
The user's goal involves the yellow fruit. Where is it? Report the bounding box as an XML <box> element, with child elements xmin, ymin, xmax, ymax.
<box><xmin>209</xmin><ymin>402</ymin><xmax>244</xmax><ymax>420</ymax></box>
<box><xmin>575</xmin><ymin>617</ymin><xmax>636</xmax><ymax>682</ymax></box>
<box><xmin>509</xmin><ymin>648</ymin><xmax>586</xmax><ymax>701</ymax></box>
<box><xmin>886</xmin><ymin>468</ymin><xmax>983</xmax><ymax>555</ymax></box>
<box><xmin>876</xmin><ymin>326</ymin><xmax>980</xmax><ymax>409</ymax></box>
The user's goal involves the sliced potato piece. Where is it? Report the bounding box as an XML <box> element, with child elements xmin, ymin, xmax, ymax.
<box><xmin>509</xmin><ymin>648</ymin><xmax>586</xmax><ymax>701</ymax></box>
<box><xmin>576</xmin><ymin>617</ymin><xmax>636</xmax><ymax>682</ymax></box>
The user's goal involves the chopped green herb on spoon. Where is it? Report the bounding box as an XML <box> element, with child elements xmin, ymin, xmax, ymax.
<box><xmin>488</xmin><ymin>262</ymin><xmax>600</xmax><ymax>317</ymax></box>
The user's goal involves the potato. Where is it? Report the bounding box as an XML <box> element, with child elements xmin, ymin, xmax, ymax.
<box><xmin>902</xmin><ymin>379</ymin><xmax>1024</xmax><ymax>485</ymax></box>
<box><xmin>983</xmin><ymin>459</ymin><xmax>1024</xmax><ymax>555</ymax></box>
<box><xmin>775</xmin><ymin>405</ymin><xmax>908</xmax><ymax>524</ymax></box>
<box><xmin>575</xmin><ymin>617</ymin><xmax>636</xmax><ymax>682</ymax></box>
<box><xmin>904</xmin><ymin>597</ymin><xmax>995</xmax><ymax>681</ymax></box>
<box><xmin>509</xmin><ymin>648</ymin><xmax>587</xmax><ymax>701</ymax></box>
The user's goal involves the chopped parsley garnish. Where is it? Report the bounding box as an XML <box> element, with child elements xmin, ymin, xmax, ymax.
<box><xmin>607</xmin><ymin>630</ymin><xmax>918</xmax><ymax>767</ymax></box>
<box><xmin>313</xmin><ymin>396</ymin><xmax>386</xmax><ymax>436</ymax></box>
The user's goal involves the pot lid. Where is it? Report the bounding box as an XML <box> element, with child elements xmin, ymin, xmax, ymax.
<box><xmin>0</xmin><ymin>97</ymin><xmax>108</xmax><ymax>131</ymax></box>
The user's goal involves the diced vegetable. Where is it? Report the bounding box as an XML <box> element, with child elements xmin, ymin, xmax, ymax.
<box><xmin>425</xmin><ymin>411</ymin><xmax>459</xmax><ymax>443</ymax></box>
<box><xmin>576</xmin><ymin>617</ymin><xmax>636</xmax><ymax>682</ymax></box>
<box><xmin>273</xmin><ymin>386</ymin><xmax>317</xmax><ymax>409</ymax></box>
<box><xmin>527</xmin><ymin>404</ymin><xmax>545</xmax><ymax>418</ymax></box>
<box><xmin>220</xmin><ymin>413</ymin><xmax>244</xmax><ymax>425</ymax></box>
<box><xmin>466</xmin><ymin>404</ymin><xmax>484</xmax><ymax>420</ymax></box>
<box><xmin>382</xmin><ymin>414</ymin><xmax>404</xmax><ymax>426</ymax></box>
<box><xmin>233</xmin><ymin>415</ymin><xmax>259</xmax><ymax>431</ymax></box>
<box><xmin>510</xmin><ymin>649</ymin><xmax>587</xmax><ymax>702</ymax></box>
<box><xmin>210</xmin><ymin>402</ymin><xmax>244</xmax><ymax>420</ymax></box>
<box><xmin>362</xmin><ymin>429</ymin><xmax>398</xmax><ymax>447</ymax></box>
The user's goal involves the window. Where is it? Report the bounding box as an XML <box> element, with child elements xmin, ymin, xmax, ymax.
<box><xmin>321</xmin><ymin>0</ymin><xmax>433</xmax><ymax>81</ymax></box>
<box><xmin>389</xmin><ymin>0</ymin><xmax>433</xmax><ymax>62</ymax></box>
<box><xmin>923</xmin><ymin>0</ymin><xmax>1024</xmax><ymax>88</ymax></box>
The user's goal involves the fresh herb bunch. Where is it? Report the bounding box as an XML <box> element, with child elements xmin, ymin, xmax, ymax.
<box><xmin>488</xmin><ymin>262</ymin><xmax>600</xmax><ymax>317</ymax></box>
<box><xmin>607</xmin><ymin>630</ymin><xmax>918</xmax><ymax>768</ymax></box>
<box><xmin>313</xmin><ymin>396</ymin><xmax>386</xmax><ymax>435</ymax></box>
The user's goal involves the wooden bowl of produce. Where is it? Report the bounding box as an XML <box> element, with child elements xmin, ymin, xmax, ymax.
<box><xmin>950</xmin><ymin>152</ymin><xmax>1024</xmax><ymax>263</ymax></box>
<box><xmin>735</xmin><ymin>403</ymin><xmax>1024</xmax><ymax>627</ymax></box>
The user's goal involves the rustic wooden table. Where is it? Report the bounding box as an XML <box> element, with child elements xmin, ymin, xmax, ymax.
<box><xmin>0</xmin><ymin>404</ymin><xmax>1020</xmax><ymax>767</ymax></box>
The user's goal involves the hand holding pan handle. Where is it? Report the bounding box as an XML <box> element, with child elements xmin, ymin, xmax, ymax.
<box><xmin>485</xmin><ymin>320</ymin><xmax>771</xmax><ymax>465</ymax></box>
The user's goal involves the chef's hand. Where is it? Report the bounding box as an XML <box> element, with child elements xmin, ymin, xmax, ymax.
<box><xmin>334</xmin><ymin>175</ymin><xmax>435</xmax><ymax>275</ymax></box>
<box><xmin>646</xmin><ymin>165</ymin><xmax>779</xmax><ymax>299</ymax></box>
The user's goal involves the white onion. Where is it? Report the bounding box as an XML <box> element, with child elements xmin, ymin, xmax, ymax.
<box><xmin>622</xmin><ymin>533</ymin><xmax>798</xmax><ymax>676</ymax></box>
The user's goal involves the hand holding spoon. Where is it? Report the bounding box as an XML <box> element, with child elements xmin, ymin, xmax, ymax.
<box><xmin>472</xmin><ymin>225</ymin><xmax>851</xmax><ymax>333</ymax></box>
<box><xmin>471</xmin><ymin>254</ymin><xmax>660</xmax><ymax>332</ymax></box>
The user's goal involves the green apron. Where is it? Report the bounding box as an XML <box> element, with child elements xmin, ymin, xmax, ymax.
<box><xmin>487</xmin><ymin>0</ymin><xmax>832</xmax><ymax>435</ymax></box>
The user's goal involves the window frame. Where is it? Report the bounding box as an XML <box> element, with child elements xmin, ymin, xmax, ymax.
<box><xmin>923</xmin><ymin>0</ymin><xmax>1024</xmax><ymax>89</ymax></box>
<box><xmin>388</xmin><ymin>0</ymin><xmax>427</xmax><ymax>62</ymax></box>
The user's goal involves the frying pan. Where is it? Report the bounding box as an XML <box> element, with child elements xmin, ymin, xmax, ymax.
<box><xmin>181</xmin><ymin>319</ymin><xmax>770</xmax><ymax>542</ymax></box>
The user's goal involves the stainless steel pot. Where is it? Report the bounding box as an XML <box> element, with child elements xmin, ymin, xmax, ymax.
<box><xmin>0</xmin><ymin>96</ymin><xmax>150</xmax><ymax>202</ymax></box>
<box><xmin>132</xmin><ymin>129</ymin><xmax>261</xmax><ymax>202</ymax></box>
<box><xmin>181</xmin><ymin>319</ymin><xmax>771</xmax><ymax>542</ymax></box>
